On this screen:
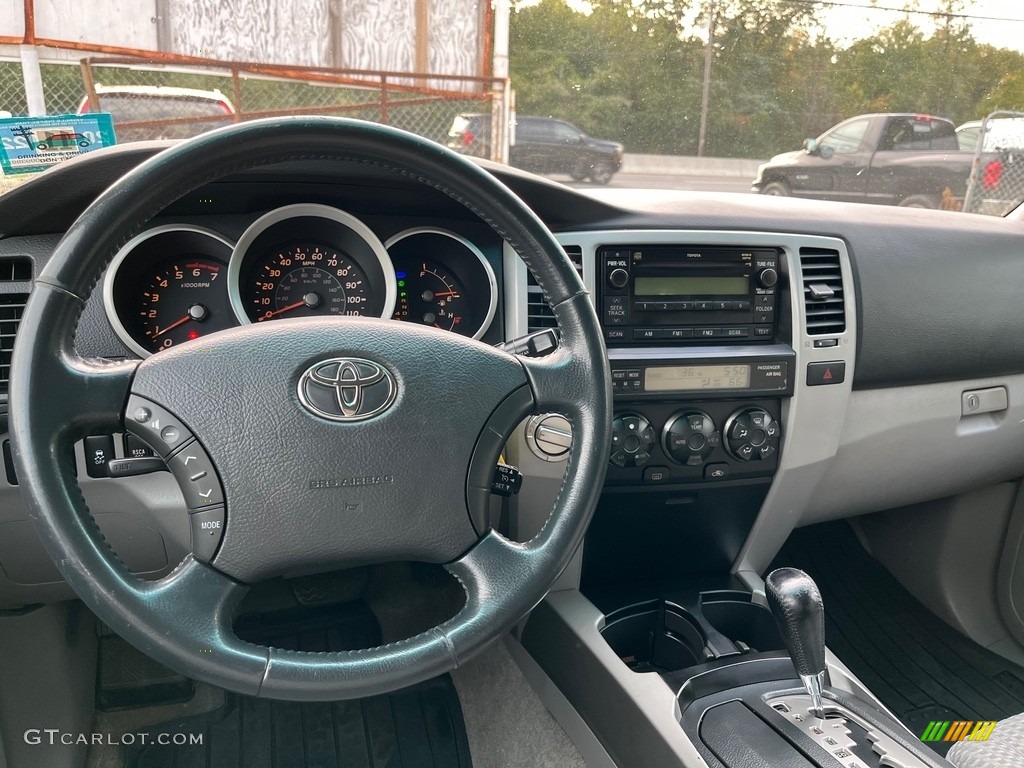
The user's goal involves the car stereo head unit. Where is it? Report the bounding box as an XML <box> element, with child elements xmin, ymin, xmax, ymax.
<box><xmin>600</xmin><ymin>245</ymin><xmax>780</xmax><ymax>344</ymax></box>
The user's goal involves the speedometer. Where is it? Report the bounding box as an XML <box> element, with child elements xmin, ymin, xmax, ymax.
<box><xmin>228</xmin><ymin>204</ymin><xmax>396</xmax><ymax>324</ymax></box>
<box><xmin>248</xmin><ymin>242</ymin><xmax>372</xmax><ymax>321</ymax></box>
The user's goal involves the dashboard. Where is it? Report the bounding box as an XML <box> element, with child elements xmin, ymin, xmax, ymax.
<box><xmin>103</xmin><ymin>203</ymin><xmax>499</xmax><ymax>358</ymax></box>
<box><xmin>1</xmin><ymin>142</ymin><xmax>1024</xmax><ymax>607</ymax></box>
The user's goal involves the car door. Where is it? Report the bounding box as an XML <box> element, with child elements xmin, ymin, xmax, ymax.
<box><xmin>800</xmin><ymin>117</ymin><xmax>873</xmax><ymax>200</ymax></box>
<box><xmin>551</xmin><ymin>120</ymin><xmax>586</xmax><ymax>174</ymax></box>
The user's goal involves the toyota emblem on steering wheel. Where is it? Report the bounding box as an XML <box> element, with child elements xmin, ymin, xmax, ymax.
<box><xmin>297</xmin><ymin>358</ymin><xmax>398</xmax><ymax>422</ymax></box>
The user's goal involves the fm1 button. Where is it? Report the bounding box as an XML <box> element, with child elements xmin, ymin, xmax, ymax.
<box><xmin>705</xmin><ymin>464</ymin><xmax>730</xmax><ymax>480</ymax></box>
<box><xmin>190</xmin><ymin>506</ymin><xmax>225</xmax><ymax>563</ymax></box>
<box><xmin>166</xmin><ymin>441</ymin><xmax>224</xmax><ymax>510</ymax></box>
<box><xmin>125</xmin><ymin>395</ymin><xmax>193</xmax><ymax>456</ymax></box>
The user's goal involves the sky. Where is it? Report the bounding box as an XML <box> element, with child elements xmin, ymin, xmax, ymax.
<box><xmin>553</xmin><ymin>0</ymin><xmax>1024</xmax><ymax>54</ymax></box>
<box><xmin>818</xmin><ymin>0</ymin><xmax>1024</xmax><ymax>53</ymax></box>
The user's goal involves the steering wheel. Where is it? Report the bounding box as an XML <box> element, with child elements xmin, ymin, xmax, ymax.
<box><xmin>9</xmin><ymin>118</ymin><xmax>611</xmax><ymax>700</ymax></box>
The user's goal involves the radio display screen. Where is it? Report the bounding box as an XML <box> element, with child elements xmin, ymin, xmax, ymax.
<box><xmin>645</xmin><ymin>365</ymin><xmax>751</xmax><ymax>391</ymax></box>
<box><xmin>634</xmin><ymin>276</ymin><xmax>749</xmax><ymax>296</ymax></box>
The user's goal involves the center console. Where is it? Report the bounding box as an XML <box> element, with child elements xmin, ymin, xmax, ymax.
<box><xmin>510</xmin><ymin>233</ymin><xmax>943</xmax><ymax>768</ymax></box>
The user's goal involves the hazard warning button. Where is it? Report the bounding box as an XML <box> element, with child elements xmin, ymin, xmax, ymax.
<box><xmin>807</xmin><ymin>361</ymin><xmax>846</xmax><ymax>387</ymax></box>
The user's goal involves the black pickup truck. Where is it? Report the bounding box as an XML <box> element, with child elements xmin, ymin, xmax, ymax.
<box><xmin>752</xmin><ymin>113</ymin><xmax>1001</xmax><ymax>209</ymax></box>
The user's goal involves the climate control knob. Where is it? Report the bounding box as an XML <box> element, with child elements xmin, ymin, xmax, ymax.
<box><xmin>663</xmin><ymin>411</ymin><xmax>721</xmax><ymax>466</ymax></box>
<box><xmin>725</xmin><ymin>408</ymin><xmax>782</xmax><ymax>462</ymax></box>
<box><xmin>610</xmin><ymin>413</ymin><xmax>656</xmax><ymax>468</ymax></box>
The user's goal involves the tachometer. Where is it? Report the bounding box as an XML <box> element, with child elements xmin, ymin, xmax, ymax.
<box><xmin>104</xmin><ymin>225</ymin><xmax>236</xmax><ymax>357</ymax></box>
<box><xmin>386</xmin><ymin>228</ymin><xmax>498</xmax><ymax>339</ymax></box>
<box><xmin>228</xmin><ymin>204</ymin><xmax>396</xmax><ymax>324</ymax></box>
<box><xmin>140</xmin><ymin>258</ymin><xmax>230</xmax><ymax>351</ymax></box>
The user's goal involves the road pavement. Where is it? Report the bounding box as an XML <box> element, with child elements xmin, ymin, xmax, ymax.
<box><xmin>562</xmin><ymin>172</ymin><xmax>754</xmax><ymax>193</ymax></box>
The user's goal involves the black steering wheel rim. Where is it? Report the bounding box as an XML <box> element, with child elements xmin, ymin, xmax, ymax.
<box><xmin>9</xmin><ymin>117</ymin><xmax>611</xmax><ymax>700</ymax></box>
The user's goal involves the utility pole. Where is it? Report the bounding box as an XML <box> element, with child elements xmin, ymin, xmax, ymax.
<box><xmin>491</xmin><ymin>0</ymin><xmax>512</xmax><ymax>164</ymax></box>
<box><xmin>21</xmin><ymin>0</ymin><xmax>46</xmax><ymax>116</ymax></box>
<box><xmin>697</xmin><ymin>0</ymin><xmax>716</xmax><ymax>158</ymax></box>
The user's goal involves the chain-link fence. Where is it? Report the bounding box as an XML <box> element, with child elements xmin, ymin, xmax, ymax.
<box><xmin>0</xmin><ymin>54</ymin><xmax>507</xmax><ymax>192</ymax></box>
<box><xmin>963</xmin><ymin>111</ymin><xmax>1024</xmax><ymax>216</ymax></box>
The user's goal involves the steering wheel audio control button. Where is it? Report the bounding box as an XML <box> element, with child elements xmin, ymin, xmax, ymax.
<box><xmin>189</xmin><ymin>506</ymin><xmax>226</xmax><ymax>563</ymax></box>
<box><xmin>124</xmin><ymin>395</ymin><xmax>194</xmax><ymax>457</ymax></box>
<box><xmin>166</xmin><ymin>440</ymin><xmax>224</xmax><ymax>510</ymax></box>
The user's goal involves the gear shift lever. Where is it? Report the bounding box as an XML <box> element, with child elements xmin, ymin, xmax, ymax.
<box><xmin>765</xmin><ymin>567</ymin><xmax>827</xmax><ymax>718</ymax></box>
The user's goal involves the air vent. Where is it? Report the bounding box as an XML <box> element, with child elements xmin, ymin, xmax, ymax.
<box><xmin>527</xmin><ymin>245</ymin><xmax>584</xmax><ymax>332</ymax></box>
<box><xmin>0</xmin><ymin>295</ymin><xmax>28</xmax><ymax>396</ymax></box>
<box><xmin>800</xmin><ymin>248</ymin><xmax>845</xmax><ymax>335</ymax></box>
<box><xmin>0</xmin><ymin>258</ymin><xmax>31</xmax><ymax>282</ymax></box>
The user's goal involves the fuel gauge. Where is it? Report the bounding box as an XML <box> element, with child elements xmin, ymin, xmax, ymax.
<box><xmin>394</xmin><ymin>261</ymin><xmax>469</xmax><ymax>332</ymax></box>
<box><xmin>386</xmin><ymin>228</ymin><xmax>497</xmax><ymax>339</ymax></box>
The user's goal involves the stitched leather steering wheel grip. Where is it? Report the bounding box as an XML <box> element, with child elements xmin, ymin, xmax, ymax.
<box><xmin>9</xmin><ymin>117</ymin><xmax>612</xmax><ymax>701</ymax></box>
<box><xmin>765</xmin><ymin>567</ymin><xmax>826</xmax><ymax>679</ymax></box>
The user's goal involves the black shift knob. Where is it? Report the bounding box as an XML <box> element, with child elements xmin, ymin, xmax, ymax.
<box><xmin>765</xmin><ymin>567</ymin><xmax>826</xmax><ymax>678</ymax></box>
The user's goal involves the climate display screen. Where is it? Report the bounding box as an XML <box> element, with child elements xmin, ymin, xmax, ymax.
<box><xmin>645</xmin><ymin>365</ymin><xmax>752</xmax><ymax>391</ymax></box>
<box><xmin>634</xmin><ymin>276</ymin><xmax>750</xmax><ymax>296</ymax></box>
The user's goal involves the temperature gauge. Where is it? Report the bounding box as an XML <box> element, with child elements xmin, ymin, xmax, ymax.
<box><xmin>386</xmin><ymin>229</ymin><xmax>497</xmax><ymax>339</ymax></box>
<box><xmin>393</xmin><ymin>261</ymin><xmax>470</xmax><ymax>333</ymax></box>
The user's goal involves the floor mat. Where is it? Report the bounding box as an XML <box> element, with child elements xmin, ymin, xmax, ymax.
<box><xmin>774</xmin><ymin>521</ymin><xmax>1024</xmax><ymax>757</ymax></box>
<box><xmin>124</xmin><ymin>601</ymin><xmax>472</xmax><ymax>768</ymax></box>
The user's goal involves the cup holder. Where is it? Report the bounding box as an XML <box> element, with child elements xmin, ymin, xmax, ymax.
<box><xmin>599</xmin><ymin>592</ymin><xmax>784</xmax><ymax>673</ymax></box>
<box><xmin>601</xmin><ymin>601</ymin><xmax>707</xmax><ymax>673</ymax></box>
<box><xmin>701</xmin><ymin>600</ymin><xmax>783</xmax><ymax>654</ymax></box>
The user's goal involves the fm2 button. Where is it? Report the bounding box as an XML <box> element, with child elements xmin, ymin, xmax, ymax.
<box><xmin>166</xmin><ymin>441</ymin><xmax>224</xmax><ymax>511</ymax></box>
<box><xmin>125</xmin><ymin>395</ymin><xmax>193</xmax><ymax>456</ymax></box>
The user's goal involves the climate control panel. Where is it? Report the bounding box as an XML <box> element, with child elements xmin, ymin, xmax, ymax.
<box><xmin>604</xmin><ymin>400</ymin><xmax>782</xmax><ymax>485</ymax></box>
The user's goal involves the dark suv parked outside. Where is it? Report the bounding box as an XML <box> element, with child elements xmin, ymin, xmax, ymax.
<box><xmin>448</xmin><ymin>113</ymin><xmax>624</xmax><ymax>184</ymax></box>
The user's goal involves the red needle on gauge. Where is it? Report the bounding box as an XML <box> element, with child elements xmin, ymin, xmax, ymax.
<box><xmin>149</xmin><ymin>315</ymin><xmax>191</xmax><ymax>339</ymax></box>
<box><xmin>259</xmin><ymin>300</ymin><xmax>306</xmax><ymax>320</ymax></box>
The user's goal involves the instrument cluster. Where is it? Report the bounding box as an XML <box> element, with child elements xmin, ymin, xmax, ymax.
<box><xmin>104</xmin><ymin>203</ymin><xmax>499</xmax><ymax>357</ymax></box>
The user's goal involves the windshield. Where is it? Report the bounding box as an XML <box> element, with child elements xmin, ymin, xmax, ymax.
<box><xmin>2</xmin><ymin>0</ymin><xmax>1024</xmax><ymax>215</ymax></box>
